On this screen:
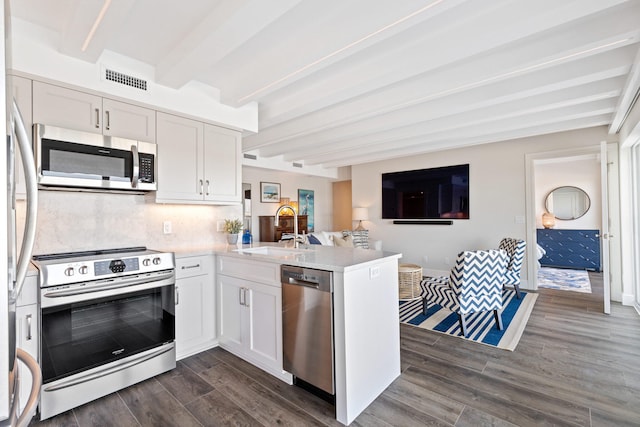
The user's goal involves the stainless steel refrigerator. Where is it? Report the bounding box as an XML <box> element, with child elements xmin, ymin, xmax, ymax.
<box><xmin>1</xmin><ymin>1</ymin><xmax>39</xmax><ymax>425</ymax></box>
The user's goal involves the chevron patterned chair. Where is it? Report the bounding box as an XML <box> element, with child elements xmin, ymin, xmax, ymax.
<box><xmin>499</xmin><ymin>237</ymin><xmax>526</xmax><ymax>299</ymax></box>
<box><xmin>419</xmin><ymin>249</ymin><xmax>508</xmax><ymax>338</ymax></box>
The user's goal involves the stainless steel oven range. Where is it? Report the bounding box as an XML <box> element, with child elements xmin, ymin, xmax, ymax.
<box><xmin>31</xmin><ymin>247</ymin><xmax>176</xmax><ymax>420</ymax></box>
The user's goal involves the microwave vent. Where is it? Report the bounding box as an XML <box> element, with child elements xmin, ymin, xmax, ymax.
<box><xmin>105</xmin><ymin>69</ymin><xmax>148</xmax><ymax>91</ymax></box>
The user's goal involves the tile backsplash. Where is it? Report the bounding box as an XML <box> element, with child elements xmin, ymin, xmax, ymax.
<box><xmin>17</xmin><ymin>190</ymin><xmax>242</xmax><ymax>255</ymax></box>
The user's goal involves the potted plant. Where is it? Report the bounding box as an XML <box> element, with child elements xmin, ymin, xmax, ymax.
<box><xmin>223</xmin><ymin>218</ymin><xmax>243</xmax><ymax>244</ymax></box>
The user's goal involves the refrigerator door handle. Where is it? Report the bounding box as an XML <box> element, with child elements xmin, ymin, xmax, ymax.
<box><xmin>12</xmin><ymin>100</ymin><xmax>38</xmax><ymax>297</ymax></box>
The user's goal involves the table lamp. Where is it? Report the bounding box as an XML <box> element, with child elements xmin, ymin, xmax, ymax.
<box><xmin>353</xmin><ymin>207</ymin><xmax>369</xmax><ymax>231</ymax></box>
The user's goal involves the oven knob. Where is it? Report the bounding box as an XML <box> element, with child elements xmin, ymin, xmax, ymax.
<box><xmin>152</xmin><ymin>257</ymin><xmax>161</xmax><ymax>265</ymax></box>
<box><xmin>79</xmin><ymin>265</ymin><xmax>89</xmax><ymax>275</ymax></box>
<box><xmin>142</xmin><ymin>258</ymin><xmax>151</xmax><ymax>267</ymax></box>
<box><xmin>64</xmin><ymin>267</ymin><xmax>74</xmax><ymax>276</ymax></box>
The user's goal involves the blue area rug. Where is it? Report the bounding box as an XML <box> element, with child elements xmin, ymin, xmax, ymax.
<box><xmin>537</xmin><ymin>267</ymin><xmax>591</xmax><ymax>293</ymax></box>
<box><xmin>399</xmin><ymin>289</ymin><xmax>537</xmax><ymax>351</ymax></box>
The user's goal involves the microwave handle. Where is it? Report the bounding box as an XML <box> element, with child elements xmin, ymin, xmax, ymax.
<box><xmin>131</xmin><ymin>144</ymin><xmax>139</xmax><ymax>188</ymax></box>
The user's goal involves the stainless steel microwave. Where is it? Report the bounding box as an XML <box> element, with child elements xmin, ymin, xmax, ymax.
<box><xmin>34</xmin><ymin>124</ymin><xmax>157</xmax><ymax>192</ymax></box>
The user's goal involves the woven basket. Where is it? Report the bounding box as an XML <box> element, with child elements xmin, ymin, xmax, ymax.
<box><xmin>398</xmin><ymin>263</ymin><xmax>422</xmax><ymax>300</ymax></box>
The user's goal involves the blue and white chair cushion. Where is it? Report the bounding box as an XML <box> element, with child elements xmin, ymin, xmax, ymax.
<box><xmin>419</xmin><ymin>249</ymin><xmax>508</xmax><ymax>337</ymax></box>
<box><xmin>499</xmin><ymin>237</ymin><xmax>526</xmax><ymax>299</ymax></box>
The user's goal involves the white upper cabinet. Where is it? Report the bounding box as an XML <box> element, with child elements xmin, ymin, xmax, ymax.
<box><xmin>33</xmin><ymin>81</ymin><xmax>102</xmax><ymax>132</ymax></box>
<box><xmin>156</xmin><ymin>112</ymin><xmax>241</xmax><ymax>204</ymax></box>
<box><xmin>203</xmin><ymin>123</ymin><xmax>241</xmax><ymax>203</ymax></box>
<box><xmin>102</xmin><ymin>98</ymin><xmax>156</xmax><ymax>142</ymax></box>
<box><xmin>32</xmin><ymin>81</ymin><xmax>155</xmax><ymax>142</ymax></box>
<box><xmin>156</xmin><ymin>112</ymin><xmax>203</xmax><ymax>201</ymax></box>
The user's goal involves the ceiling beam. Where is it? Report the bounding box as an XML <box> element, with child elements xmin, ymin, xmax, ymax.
<box><xmin>59</xmin><ymin>0</ymin><xmax>135</xmax><ymax>62</ymax></box>
<box><xmin>245</xmin><ymin>44</ymin><xmax>636</xmax><ymax>152</ymax></box>
<box><xmin>155</xmin><ymin>0</ymin><xmax>303</xmax><ymax>89</ymax></box>
<box><xmin>316</xmin><ymin>117</ymin><xmax>612</xmax><ymax>168</ymax></box>
<box><xmin>255</xmin><ymin>0</ymin><xmax>636</xmax><ymax>127</ymax></box>
<box><xmin>276</xmin><ymin>79</ymin><xmax>623</xmax><ymax>161</ymax></box>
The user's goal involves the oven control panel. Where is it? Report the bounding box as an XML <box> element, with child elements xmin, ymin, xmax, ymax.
<box><xmin>95</xmin><ymin>258</ymin><xmax>140</xmax><ymax>276</ymax></box>
<box><xmin>33</xmin><ymin>250</ymin><xmax>176</xmax><ymax>287</ymax></box>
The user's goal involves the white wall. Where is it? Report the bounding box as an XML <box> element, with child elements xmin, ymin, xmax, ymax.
<box><xmin>534</xmin><ymin>157</ymin><xmax>601</xmax><ymax>230</ymax></box>
<box><xmin>242</xmin><ymin>166</ymin><xmax>335</xmax><ymax>237</ymax></box>
<box><xmin>352</xmin><ymin>126</ymin><xmax>611</xmax><ymax>284</ymax></box>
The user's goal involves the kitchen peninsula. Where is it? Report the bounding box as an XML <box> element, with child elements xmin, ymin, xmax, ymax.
<box><xmin>215</xmin><ymin>243</ymin><xmax>402</xmax><ymax>426</ymax></box>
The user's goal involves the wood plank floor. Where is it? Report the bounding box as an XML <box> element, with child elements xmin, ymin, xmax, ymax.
<box><xmin>31</xmin><ymin>275</ymin><xmax>640</xmax><ymax>426</ymax></box>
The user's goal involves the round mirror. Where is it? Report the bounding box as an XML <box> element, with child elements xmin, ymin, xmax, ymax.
<box><xmin>545</xmin><ymin>186</ymin><xmax>590</xmax><ymax>220</ymax></box>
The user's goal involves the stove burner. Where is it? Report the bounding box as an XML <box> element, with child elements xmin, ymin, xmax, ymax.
<box><xmin>33</xmin><ymin>246</ymin><xmax>147</xmax><ymax>261</ymax></box>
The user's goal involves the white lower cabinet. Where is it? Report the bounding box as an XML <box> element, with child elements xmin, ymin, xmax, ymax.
<box><xmin>175</xmin><ymin>255</ymin><xmax>216</xmax><ymax>360</ymax></box>
<box><xmin>16</xmin><ymin>273</ymin><xmax>39</xmax><ymax>414</ymax></box>
<box><xmin>217</xmin><ymin>256</ymin><xmax>288</xmax><ymax>382</ymax></box>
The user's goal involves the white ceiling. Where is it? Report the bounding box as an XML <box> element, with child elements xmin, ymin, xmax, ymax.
<box><xmin>11</xmin><ymin>0</ymin><xmax>640</xmax><ymax>169</ymax></box>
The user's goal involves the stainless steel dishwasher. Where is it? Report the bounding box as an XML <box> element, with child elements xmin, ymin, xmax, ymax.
<box><xmin>281</xmin><ymin>265</ymin><xmax>334</xmax><ymax>401</ymax></box>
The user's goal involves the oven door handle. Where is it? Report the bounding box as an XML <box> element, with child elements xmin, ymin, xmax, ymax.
<box><xmin>43</xmin><ymin>344</ymin><xmax>174</xmax><ymax>392</ymax></box>
<box><xmin>42</xmin><ymin>271</ymin><xmax>175</xmax><ymax>301</ymax></box>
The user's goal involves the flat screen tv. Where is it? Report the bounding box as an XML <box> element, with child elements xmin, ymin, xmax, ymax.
<box><xmin>382</xmin><ymin>164</ymin><xmax>469</xmax><ymax>220</ymax></box>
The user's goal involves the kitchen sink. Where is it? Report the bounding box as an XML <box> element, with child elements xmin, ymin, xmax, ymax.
<box><xmin>233</xmin><ymin>246</ymin><xmax>312</xmax><ymax>258</ymax></box>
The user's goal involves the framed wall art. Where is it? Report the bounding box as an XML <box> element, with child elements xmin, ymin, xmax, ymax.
<box><xmin>298</xmin><ymin>188</ymin><xmax>315</xmax><ymax>231</ymax></box>
<box><xmin>260</xmin><ymin>182</ymin><xmax>281</xmax><ymax>202</ymax></box>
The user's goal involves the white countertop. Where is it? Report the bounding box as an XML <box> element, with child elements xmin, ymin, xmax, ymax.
<box><xmin>174</xmin><ymin>242</ymin><xmax>402</xmax><ymax>272</ymax></box>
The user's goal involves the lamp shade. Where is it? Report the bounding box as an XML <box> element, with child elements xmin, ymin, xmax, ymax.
<box><xmin>542</xmin><ymin>212</ymin><xmax>556</xmax><ymax>229</ymax></box>
<box><xmin>352</xmin><ymin>207</ymin><xmax>369</xmax><ymax>221</ymax></box>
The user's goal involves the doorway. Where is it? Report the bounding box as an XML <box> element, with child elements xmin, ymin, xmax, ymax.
<box><xmin>525</xmin><ymin>144</ymin><xmax>621</xmax><ymax>313</ymax></box>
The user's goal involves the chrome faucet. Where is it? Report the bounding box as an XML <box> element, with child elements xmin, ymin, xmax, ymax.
<box><xmin>274</xmin><ymin>205</ymin><xmax>304</xmax><ymax>248</ymax></box>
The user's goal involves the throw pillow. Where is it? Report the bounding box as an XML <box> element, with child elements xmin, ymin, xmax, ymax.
<box><xmin>333</xmin><ymin>234</ymin><xmax>354</xmax><ymax>247</ymax></box>
<box><xmin>348</xmin><ymin>230</ymin><xmax>369</xmax><ymax>249</ymax></box>
<box><xmin>308</xmin><ymin>234</ymin><xmax>322</xmax><ymax>245</ymax></box>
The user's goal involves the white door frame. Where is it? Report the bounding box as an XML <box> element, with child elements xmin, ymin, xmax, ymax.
<box><xmin>600</xmin><ymin>141</ymin><xmax>611</xmax><ymax>314</ymax></box>
<box><xmin>524</xmin><ymin>145</ymin><xmax>612</xmax><ymax>312</ymax></box>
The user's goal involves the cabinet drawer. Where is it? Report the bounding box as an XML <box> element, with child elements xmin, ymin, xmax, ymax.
<box><xmin>176</xmin><ymin>255</ymin><xmax>212</xmax><ymax>279</ymax></box>
<box><xmin>217</xmin><ymin>256</ymin><xmax>280</xmax><ymax>286</ymax></box>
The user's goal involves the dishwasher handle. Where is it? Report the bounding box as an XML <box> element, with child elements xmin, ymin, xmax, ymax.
<box><xmin>286</xmin><ymin>277</ymin><xmax>320</xmax><ymax>289</ymax></box>
<box><xmin>281</xmin><ymin>265</ymin><xmax>333</xmax><ymax>293</ymax></box>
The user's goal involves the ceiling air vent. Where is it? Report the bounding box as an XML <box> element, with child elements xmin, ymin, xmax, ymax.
<box><xmin>105</xmin><ymin>69</ymin><xmax>148</xmax><ymax>91</ymax></box>
<box><xmin>292</xmin><ymin>162</ymin><xmax>303</xmax><ymax>168</ymax></box>
<box><xmin>243</xmin><ymin>153</ymin><xmax>257</xmax><ymax>160</ymax></box>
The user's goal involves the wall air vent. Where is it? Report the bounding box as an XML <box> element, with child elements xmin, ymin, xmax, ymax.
<box><xmin>243</xmin><ymin>153</ymin><xmax>257</xmax><ymax>160</ymax></box>
<box><xmin>105</xmin><ymin>69</ymin><xmax>148</xmax><ymax>91</ymax></box>
<box><xmin>292</xmin><ymin>162</ymin><xmax>303</xmax><ymax>168</ymax></box>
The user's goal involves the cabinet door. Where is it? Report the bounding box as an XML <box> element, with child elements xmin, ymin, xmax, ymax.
<box><xmin>175</xmin><ymin>274</ymin><xmax>216</xmax><ymax>360</ymax></box>
<box><xmin>203</xmin><ymin>123</ymin><xmax>241</xmax><ymax>203</ymax></box>
<box><xmin>156</xmin><ymin>112</ymin><xmax>204</xmax><ymax>202</ymax></box>
<box><xmin>32</xmin><ymin>81</ymin><xmax>102</xmax><ymax>132</ymax></box>
<box><xmin>12</xmin><ymin>76</ymin><xmax>32</xmax><ymax>200</ymax></box>
<box><xmin>217</xmin><ymin>275</ymin><xmax>245</xmax><ymax>355</ymax></box>
<box><xmin>102</xmin><ymin>98</ymin><xmax>156</xmax><ymax>142</ymax></box>
<box><xmin>16</xmin><ymin>304</ymin><xmax>38</xmax><ymax>414</ymax></box>
<box><xmin>246</xmin><ymin>281</ymin><xmax>282</xmax><ymax>371</ymax></box>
